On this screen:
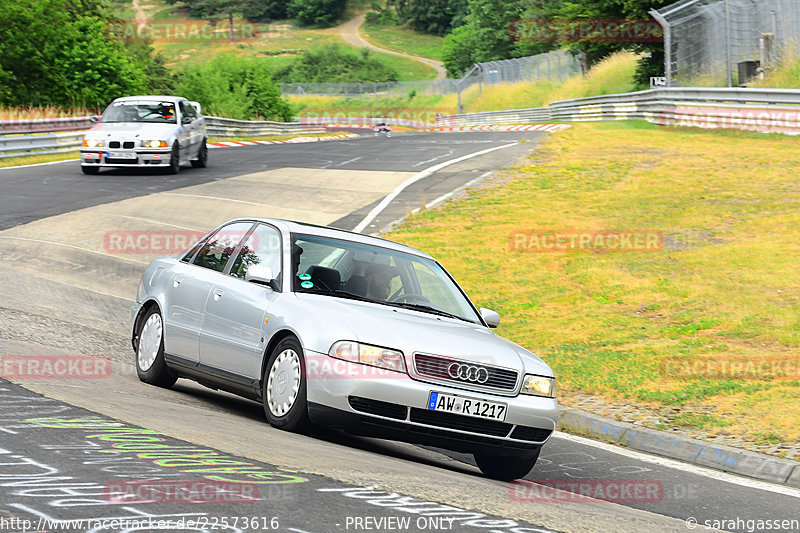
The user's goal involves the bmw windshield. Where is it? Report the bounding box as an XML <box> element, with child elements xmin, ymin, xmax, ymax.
<box><xmin>102</xmin><ymin>101</ymin><xmax>178</xmax><ymax>124</ymax></box>
<box><xmin>292</xmin><ymin>234</ymin><xmax>482</xmax><ymax>325</ymax></box>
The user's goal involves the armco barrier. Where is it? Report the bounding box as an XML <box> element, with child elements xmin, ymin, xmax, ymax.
<box><xmin>5</xmin><ymin>88</ymin><xmax>800</xmax><ymax>158</ymax></box>
<box><xmin>438</xmin><ymin>87</ymin><xmax>800</xmax><ymax>134</ymax></box>
<box><xmin>0</xmin><ymin>116</ymin><xmax>326</xmax><ymax>159</ymax></box>
<box><xmin>203</xmin><ymin>116</ymin><xmax>325</xmax><ymax>137</ymax></box>
<box><xmin>0</xmin><ymin>132</ymin><xmax>86</xmax><ymax>159</ymax></box>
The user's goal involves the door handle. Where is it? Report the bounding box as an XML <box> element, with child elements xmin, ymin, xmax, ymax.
<box><xmin>173</xmin><ymin>275</ymin><xmax>183</xmax><ymax>288</ymax></box>
<box><xmin>213</xmin><ymin>288</ymin><xmax>224</xmax><ymax>301</ymax></box>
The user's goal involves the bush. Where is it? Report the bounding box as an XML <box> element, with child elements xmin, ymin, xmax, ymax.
<box><xmin>275</xmin><ymin>45</ymin><xmax>399</xmax><ymax>83</ymax></box>
<box><xmin>176</xmin><ymin>55</ymin><xmax>293</xmax><ymax>121</ymax></box>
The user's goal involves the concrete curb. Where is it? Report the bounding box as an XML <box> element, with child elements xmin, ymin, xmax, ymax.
<box><xmin>558</xmin><ymin>409</ymin><xmax>800</xmax><ymax>488</ymax></box>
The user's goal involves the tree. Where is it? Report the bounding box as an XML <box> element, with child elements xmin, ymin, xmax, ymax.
<box><xmin>556</xmin><ymin>0</ymin><xmax>671</xmax><ymax>87</ymax></box>
<box><xmin>394</xmin><ymin>0</ymin><xmax>468</xmax><ymax>36</ymax></box>
<box><xmin>442</xmin><ymin>0</ymin><xmax>557</xmax><ymax>77</ymax></box>
<box><xmin>0</xmin><ymin>0</ymin><xmax>159</xmax><ymax>107</ymax></box>
<box><xmin>275</xmin><ymin>45</ymin><xmax>399</xmax><ymax>83</ymax></box>
<box><xmin>242</xmin><ymin>0</ymin><xmax>287</xmax><ymax>21</ymax></box>
<box><xmin>176</xmin><ymin>55</ymin><xmax>293</xmax><ymax>120</ymax></box>
<box><xmin>286</xmin><ymin>0</ymin><xmax>347</xmax><ymax>27</ymax></box>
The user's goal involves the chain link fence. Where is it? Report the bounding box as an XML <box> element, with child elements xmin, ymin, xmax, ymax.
<box><xmin>279</xmin><ymin>50</ymin><xmax>581</xmax><ymax>97</ymax></box>
<box><xmin>653</xmin><ymin>0</ymin><xmax>800</xmax><ymax>87</ymax></box>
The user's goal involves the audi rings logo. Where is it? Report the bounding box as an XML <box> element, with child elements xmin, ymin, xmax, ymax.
<box><xmin>447</xmin><ymin>363</ymin><xmax>490</xmax><ymax>384</ymax></box>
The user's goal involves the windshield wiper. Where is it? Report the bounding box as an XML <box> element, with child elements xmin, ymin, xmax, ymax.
<box><xmin>329</xmin><ymin>290</ymin><xmax>379</xmax><ymax>304</ymax></box>
<box><xmin>388</xmin><ymin>302</ymin><xmax>472</xmax><ymax>323</ymax></box>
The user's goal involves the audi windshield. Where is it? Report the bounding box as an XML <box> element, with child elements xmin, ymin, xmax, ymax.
<box><xmin>292</xmin><ymin>234</ymin><xmax>482</xmax><ymax>325</ymax></box>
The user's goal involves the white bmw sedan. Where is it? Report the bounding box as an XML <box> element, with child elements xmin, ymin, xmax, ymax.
<box><xmin>131</xmin><ymin>218</ymin><xmax>558</xmax><ymax>480</ymax></box>
<box><xmin>81</xmin><ymin>95</ymin><xmax>207</xmax><ymax>175</ymax></box>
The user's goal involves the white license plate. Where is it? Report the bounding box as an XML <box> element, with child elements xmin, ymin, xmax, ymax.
<box><xmin>107</xmin><ymin>151</ymin><xmax>137</xmax><ymax>159</ymax></box>
<box><xmin>427</xmin><ymin>392</ymin><xmax>507</xmax><ymax>421</ymax></box>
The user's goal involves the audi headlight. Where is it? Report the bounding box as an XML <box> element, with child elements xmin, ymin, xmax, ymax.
<box><xmin>521</xmin><ymin>374</ymin><xmax>556</xmax><ymax>398</ymax></box>
<box><xmin>82</xmin><ymin>139</ymin><xmax>105</xmax><ymax>147</ymax></box>
<box><xmin>142</xmin><ymin>140</ymin><xmax>168</xmax><ymax>148</ymax></box>
<box><xmin>329</xmin><ymin>341</ymin><xmax>406</xmax><ymax>373</ymax></box>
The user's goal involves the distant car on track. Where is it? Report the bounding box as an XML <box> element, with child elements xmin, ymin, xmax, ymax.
<box><xmin>80</xmin><ymin>95</ymin><xmax>207</xmax><ymax>175</ymax></box>
<box><xmin>130</xmin><ymin>218</ymin><xmax>558</xmax><ymax>480</ymax></box>
<box><xmin>373</xmin><ymin>122</ymin><xmax>392</xmax><ymax>137</ymax></box>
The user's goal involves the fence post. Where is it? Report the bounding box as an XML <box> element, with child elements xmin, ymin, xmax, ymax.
<box><xmin>650</xmin><ymin>9</ymin><xmax>672</xmax><ymax>87</ymax></box>
<box><xmin>724</xmin><ymin>0</ymin><xmax>733</xmax><ymax>87</ymax></box>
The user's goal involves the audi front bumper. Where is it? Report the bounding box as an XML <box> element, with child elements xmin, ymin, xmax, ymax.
<box><xmin>305</xmin><ymin>350</ymin><xmax>558</xmax><ymax>456</ymax></box>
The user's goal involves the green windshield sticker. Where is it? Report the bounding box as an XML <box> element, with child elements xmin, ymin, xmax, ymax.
<box><xmin>300</xmin><ymin>281</ymin><xmax>314</xmax><ymax>289</ymax></box>
<box><xmin>298</xmin><ymin>273</ymin><xmax>311</xmax><ymax>281</ymax></box>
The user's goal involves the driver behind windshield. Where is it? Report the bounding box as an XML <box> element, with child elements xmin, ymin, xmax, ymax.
<box><xmin>365</xmin><ymin>264</ymin><xmax>397</xmax><ymax>301</ymax></box>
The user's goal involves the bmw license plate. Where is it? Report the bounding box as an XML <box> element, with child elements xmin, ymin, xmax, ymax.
<box><xmin>427</xmin><ymin>392</ymin><xmax>507</xmax><ymax>421</ymax></box>
<box><xmin>107</xmin><ymin>151</ymin><xmax>136</xmax><ymax>159</ymax></box>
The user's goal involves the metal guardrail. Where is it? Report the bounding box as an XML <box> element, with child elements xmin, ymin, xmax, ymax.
<box><xmin>3</xmin><ymin>87</ymin><xmax>800</xmax><ymax>159</ymax></box>
<box><xmin>299</xmin><ymin>116</ymin><xmax>434</xmax><ymax>129</ymax></box>
<box><xmin>0</xmin><ymin>132</ymin><xmax>87</xmax><ymax>159</ymax></box>
<box><xmin>204</xmin><ymin>116</ymin><xmax>325</xmax><ymax>137</ymax></box>
<box><xmin>437</xmin><ymin>87</ymin><xmax>800</xmax><ymax>134</ymax></box>
<box><xmin>0</xmin><ymin>116</ymin><xmax>328</xmax><ymax>159</ymax></box>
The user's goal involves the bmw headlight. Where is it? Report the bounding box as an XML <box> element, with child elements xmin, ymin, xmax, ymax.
<box><xmin>329</xmin><ymin>341</ymin><xmax>406</xmax><ymax>373</ymax></box>
<box><xmin>82</xmin><ymin>139</ymin><xmax>105</xmax><ymax>147</ymax></box>
<box><xmin>521</xmin><ymin>374</ymin><xmax>556</xmax><ymax>398</ymax></box>
<box><xmin>142</xmin><ymin>140</ymin><xmax>168</xmax><ymax>148</ymax></box>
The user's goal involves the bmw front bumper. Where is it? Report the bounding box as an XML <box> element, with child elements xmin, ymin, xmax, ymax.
<box><xmin>81</xmin><ymin>148</ymin><xmax>172</xmax><ymax>168</ymax></box>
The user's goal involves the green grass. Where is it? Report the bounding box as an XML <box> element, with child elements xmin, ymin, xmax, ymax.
<box><xmin>0</xmin><ymin>152</ymin><xmax>78</xmax><ymax>168</ymax></box>
<box><xmin>387</xmin><ymin>121</ymin><xmax>800</xmax><ymax>444</ymax></box>
<box><xmin>290</xmin><ymin>51</ymin><xmax>639</xmax><ymax>116</ymax></box>
<box><xmin>361</xmin><ymin>21</ymin><xmax>445</xmax><ymax>61</ymax></box>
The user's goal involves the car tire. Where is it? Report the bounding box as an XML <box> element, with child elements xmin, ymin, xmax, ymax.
<box><xmin>190</xmin><ymin>139</ymin><xmax>208</xmax><ymax>168</ymax></box>
<box><xmin>81</xmin><ymin>166</ymin><xmax>99</xmax><ymax>175</ymax></box>
<box><xmin>262</xmin><ymin>336</ymin><xmax>309</xmax><ymax>432</ymax></box>
<box><xmin>167</xmin><ymin>143</ymin><xmax>180</xmax><ymax>174</ymax></box>
<box><xmin>474</xmin><ymin>448</ymin><xmax>542</xmax><ymax>481</ymax></box>
<box><xmin>135</xmin><ymin>307</ymin><xmax>177</xmax><ymax>388</ymax></box>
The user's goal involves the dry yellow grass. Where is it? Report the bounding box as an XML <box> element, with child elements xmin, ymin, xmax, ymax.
<box><xmin>0</xmin><ymin>107</ymin><xmax>99</xmax><ymax>120</ymax></box>
<box><xmin>388</xmin><ymin>121</ymin><xmax>800</xmax><ymax>445</ymax></box>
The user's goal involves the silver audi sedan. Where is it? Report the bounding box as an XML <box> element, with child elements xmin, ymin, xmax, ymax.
<box><xmin>131</xmin><ymin>218</ymin><xmax>558</xmax><ymax>480</ymax></box>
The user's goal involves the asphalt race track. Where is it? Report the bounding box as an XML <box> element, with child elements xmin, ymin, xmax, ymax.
<box><xmin>1</xmin><ymin>131</ymin><xmax>798</xmax><ymax>533</ymax></box>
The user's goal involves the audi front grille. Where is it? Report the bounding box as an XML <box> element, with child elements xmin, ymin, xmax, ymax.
<box><xmin>413</xmin><ymin>353</ymin><xmax>518</xmax><ymax>392</ymax></box>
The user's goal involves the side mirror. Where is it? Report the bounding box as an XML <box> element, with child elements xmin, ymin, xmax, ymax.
<box><xmin>182</xmin><ymin>116</ymin><xmax>193</xmax><ymax>124</ymax></box>
<box><xmin>89</xmin><ymin>116</ymin><xmax>99</xmax><ymax>124</ymax></box>
<box><xmin>479</xmin><ymin>307</ymin><xmax>501</xmax><ymax>328</ymax></box>
<box><xmin>245</xmin><ymin>264</ymin><xmax>278</xmax><ymax>290</ymax></box>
